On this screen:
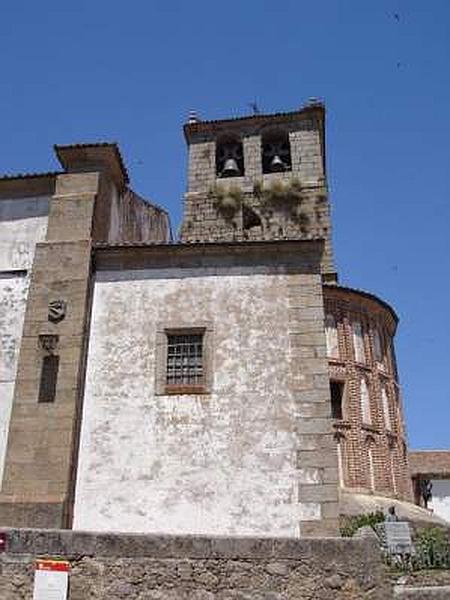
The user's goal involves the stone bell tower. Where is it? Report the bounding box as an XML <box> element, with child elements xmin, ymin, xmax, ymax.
<box><xmin>180</xmin><ymin>102</ymin><xmax>336</xmax><ymax>283</ymax></box>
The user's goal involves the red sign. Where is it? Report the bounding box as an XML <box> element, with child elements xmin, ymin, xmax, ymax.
<box><xmin>36</xmin><ymin>560</ymin><xmax>70</xmax><ymax>572</ymax></box>
<box><xmin>33</xmin><ymin>559</ymin><xmax>70</xmax><ymax>600</ymax></box>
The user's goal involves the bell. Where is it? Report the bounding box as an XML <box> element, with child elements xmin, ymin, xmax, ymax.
<box><xmin>270</xmin><ymin>154</ymin><xmax>286</xmax><ymax>172</ymax></box>
<box><xmin>221</xmin><ymin>158</ymin><xmax>240</xmax><ymax>177</ymax></box>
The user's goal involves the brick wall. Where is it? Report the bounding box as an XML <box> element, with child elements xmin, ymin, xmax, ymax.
<box><xmin>323</xmin><ymin>285</ymin><xmax>412</xmax><ymax>502</ymax></box>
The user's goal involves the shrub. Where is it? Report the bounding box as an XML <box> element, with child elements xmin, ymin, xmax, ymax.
<box><xmin>340</xmin><ymin>511</ymin><xmax>385</xmax><ymax>537</ymax></box>
<box><xmin>253</xmin><ymin>179</ymin><xmax>263</xmax><ymax>197</ymax></box>
<box><xmin>413</xmin><ymin>527</ymin><xmax>450</xmax><ymax>569</ymax></box>
<box><xmin>316</xmin><ymin>189</ymin><xmax>328</xmax><ymax>203</ymax></box>
<box><xmin>210</xmin><ymin>184</ymin><xmax>243</xmax><ymax>218</ymax></box>
<box><xmin>260</xmin><ymin>179</ymin><xmax>304</xmax><ymax>205</ymax></box>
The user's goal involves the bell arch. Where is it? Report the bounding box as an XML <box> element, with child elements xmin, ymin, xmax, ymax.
<box><xmin>261</xmin><ymin>127</ymin><xmax>292</xmax><ymax>173</ymax></box>
<box><xmin>215</xmin><ymin>134</ymin><xmax>244</xmax><ymax>178</ymax></box>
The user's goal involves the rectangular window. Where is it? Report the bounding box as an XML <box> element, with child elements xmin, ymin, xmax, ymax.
<box><xmin>330</xmin><ymin>380</ymin><xmax>344</xmax><ymax>419</ymax></box>
<box><xmin>155</xmin><ymin>323</ymin><xmax>212</xmax><ymax>396</ymax></box>
<box><xmin>38</xmin><ymin>355</ymin><xmax>59</xmax><ymax>403</ymax></box>
<box><xmin>166</xmin><ymin>332</ymin><xmax>204</xmax><ymax>388</ymax></box>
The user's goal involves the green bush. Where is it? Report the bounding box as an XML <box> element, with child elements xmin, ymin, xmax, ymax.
<box><xmin>340</xmin><ymin>511</ymin><xmax>385</xmax><ymax>537</ymax></box>
<box><xmin>413</xmin><ymin>527</ymin><xmax>450</xmax><ymax>569</ymax></box>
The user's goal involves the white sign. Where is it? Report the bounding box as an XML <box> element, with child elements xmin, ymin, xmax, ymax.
<box><xmin>385</xmin><ymin>521</ymin><xmax>413</xmax><ymax>555</ymax></box>
<box><xmin>33</xmin><ymin>559</ymin><xmax>69</xmax><ymax>600</ymax></box>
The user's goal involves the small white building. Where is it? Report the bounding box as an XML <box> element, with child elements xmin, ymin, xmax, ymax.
<box><xmin>410</xmin><ymin>451</ymin><xmax>450</xmax><ymax>523</ymax></box>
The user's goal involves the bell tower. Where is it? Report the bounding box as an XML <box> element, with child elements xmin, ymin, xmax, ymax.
<box><xmin>180</xmin><ymin>102</ymin><xmax>336</xmax><ymax>282</ymax></box>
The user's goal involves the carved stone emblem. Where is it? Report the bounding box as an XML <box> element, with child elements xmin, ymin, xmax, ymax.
<box><xmin>39</xmin><ymin>334</ymin><xmax>59</xmax><ymax>354</ymax></box>
<box><xmin>48</xmin><ymin>300</ymin><xmax>67</xmax><ymax>323</ymax></box>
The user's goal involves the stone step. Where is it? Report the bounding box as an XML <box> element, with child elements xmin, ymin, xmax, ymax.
<box><xmin>394</xmin><ymin>585</ymin><xmax>450</xmax><ymax>599</ymax></box>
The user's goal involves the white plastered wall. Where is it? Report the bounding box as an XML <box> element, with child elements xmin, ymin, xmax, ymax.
<box><xmin>74</xmin><ymin>266</ymin><xmax>323</xmax><ymax>536</ymax></box>
<box><xmin>0</xmin><ymin>196</ymin><xmax>49</xmax><ymax>485</ymax></box>
<box><xmin>429</xmin><ymin>479</ymin><xmax>450</xmax><ymax>523</ymax></box>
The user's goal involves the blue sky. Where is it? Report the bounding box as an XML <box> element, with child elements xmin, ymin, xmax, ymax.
<box><xmin>1</xmin><ymin>0</ymin><xmax>448</xmax><ymax>448</ymax></box>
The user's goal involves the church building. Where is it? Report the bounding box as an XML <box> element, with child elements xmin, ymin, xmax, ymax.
<box><xmin>0</xmin><ymin>102</ymin><xmax>448</xmax><ymax>534</ymax></box>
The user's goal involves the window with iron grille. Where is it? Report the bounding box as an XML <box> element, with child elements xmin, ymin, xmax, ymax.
<box><xmin>166</xmin><ymin>333</ymin><xmax>204</xmax><ymax>386</ymax></box>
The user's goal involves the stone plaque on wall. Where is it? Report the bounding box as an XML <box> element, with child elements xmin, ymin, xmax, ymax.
<box><xmin>385</xmin><ymin>522</ymin><xmax>413</xmax><ymax>555</ymax></box>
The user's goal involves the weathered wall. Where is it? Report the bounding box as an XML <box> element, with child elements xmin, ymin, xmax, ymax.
<box><xmin>0</xmin><ymin>172</ymin><xmax>167</xmax><ymax>530</ymax></box>
<box><xmin>106</xmin><ymin>188</ymin><xmax>171</xmax><ymax>243</ymax></box>
<box><xmin>0</xmin><ymin>275</ymin><xmax>29</xmax><ymax>485</ymax></box>
<box><xmin>0</xmin><ymin>196</ymin><xmax>49</xmax><ymax>271</ymax></box>
<box><xmin>74</xmin><ymin>250</ymin><xmax>337</xmax><ymax>537</ymax></box>
<box><xmin>90</xmin><ymin>176</ymin><xmax>170</xmax><ymax>244</ymax></box>
<box><xmin>429</xmin><ymin>480</ymin><xmax>450</xmax><ymax>523</ymax></box>
<box><xmin>0</xmin><ymin>528</ymin><xmax>393</xmax><ymax>600</ymax></box>
<box><xmin>0</xmin><ymin>196</ymin><xmax>49</xmax><ymax>486</ymax></box>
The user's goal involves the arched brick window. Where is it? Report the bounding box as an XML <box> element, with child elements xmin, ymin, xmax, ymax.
<box><xmin>394</xmin><ymin>390</ymin><xmax>405</xmax><ymax>436</ymax></box>
<box><xmin>388</xmin><ymin>439</ymin><xmax>398</xmax><ymax>494</ymax></box>
<box><xmin>366</xmin><ymin>436</ymin><xmax>376</xmax><ymax>491</ymax></box>
<box><xmin>373</xmin><ymin>328</ymin><xmax>383</xmax><ymax>363</ymax></box>
<box><xmin>352</xmin><ymin>320</ymin><xmax>366</xmax><ymax>363</ymax></box>
<box><xmin>360</xmin><ymin>378</ymin><xmax>371</xmax><ymax>424</ymax></box>
<box><xmin>325</xmin><ymin>313</ymin><xmax>339</xmax><ymax>358</ymax></box>
<box><xmin>381</xmin><ymin>386</ymin><xmax>391</xmax><ymax>431</ymax></box>
<box><xmin>389</xmin><ymin>339</ymin><xmax>399</xmax><ymax>380</ymax></box>
<box><xmin>334</xmin><ymin>432</ymin><xmax>346</xmax><ymax>488</ymax></box>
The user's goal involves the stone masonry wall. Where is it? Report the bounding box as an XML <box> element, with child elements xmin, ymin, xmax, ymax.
<box><xmin>0</xmin><ymin>173</ymin><xmax>99</xmax><ymax>529</ymax></box>
<box><xmin>180</xmin><ymin>109</ymin><xmax>335</xmax><ymax>280</ymax></box>
<box><xmin>0</xmin><ymin>528</ymin><xmax>393</xmax><ymax>599</ymax></box>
